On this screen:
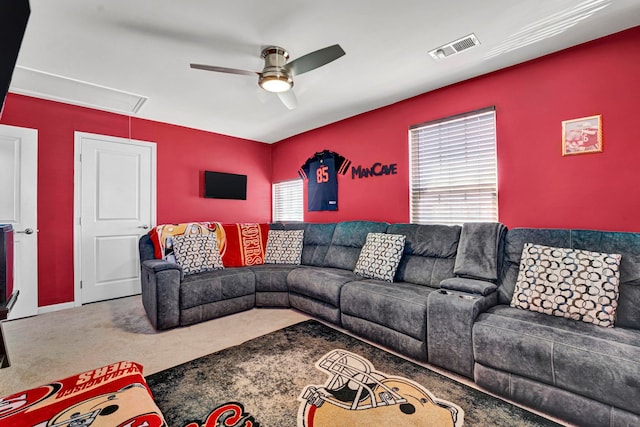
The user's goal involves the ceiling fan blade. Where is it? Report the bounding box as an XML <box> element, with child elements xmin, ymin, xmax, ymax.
<box><xmin>286</xmin><ymin>44</ymin><xmax>345</xmax><ymax>76</ymax></box>
<box><xmin>277</xmin><ymin>90</ymin><xmax>298</xmax><ymax>110</ymax></box>
<box><xmin>190</xmin><ymin>63</ymin><xmax>259</xmax><ymax>77</ymax></box>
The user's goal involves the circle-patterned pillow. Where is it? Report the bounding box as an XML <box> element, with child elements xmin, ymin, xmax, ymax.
<box><xmin>510</xmin><ymin>243</ymin><xmax>621</xmax><ymax>327</ymax></box>
<box><xmin>264</xmin><ymin>230</ymin><xmax>304</xmax><ymax>264</ymax></box>
<box><xmin>172</xmin><ymin>234</ymin><xmax>224</xmax><ymax>275</ymax></box>
<box><xmin>353</xmin><ymin>233</ymin><xmax>406</xmax><ymax>283</ymax></box>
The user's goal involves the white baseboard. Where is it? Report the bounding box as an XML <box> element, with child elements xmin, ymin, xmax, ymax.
<box><xmin>38</xmin><ymin>301</ymin><xmax>76</xmax><ymax>314</ymax></box>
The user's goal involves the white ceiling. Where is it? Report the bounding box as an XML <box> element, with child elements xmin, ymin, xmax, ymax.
<box><xmin>11</xmin><ymin>0</ymin><xmax>640</xmax><ymax>143</ymax></box>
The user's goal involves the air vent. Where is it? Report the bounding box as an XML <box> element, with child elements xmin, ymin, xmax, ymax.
<box><xmin>429</xmin><ymin>34</ymin><xmax>480</xmax><ymax>60</ymax></box>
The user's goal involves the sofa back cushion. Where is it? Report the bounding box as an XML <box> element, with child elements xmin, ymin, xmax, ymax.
<box><xmin>139</xmin><ymin>234</ymin><xmax>156</xmax><ymax>263</ymax></box>
<box><xmin>499</xmin><ymin>229</ymin><xmax>574</xmax><ymax>305</ymax></box>
<box><xmin>301</xmin><ymin>223</ymin><xmax>337</xmax><ymax>266</ymax></box>
<box><xmin>573</xmin><ymin>230</ymin><xmax>640</xmax><ymax>330</ymax></box>
<box><xmin>453</xmin><ymin>222</ymin><xmax>506</xmax><ymax>281</ymax></box>
<box><xmin>386</xmin><ymin>223</ymin><xmax>460</xmax><ymax>287</ymax></box>
<box><xmin>271</xmin><ymin>222</ymin><xmax>337</xmax><ymax>266</ymax></box>
<box><xmin>498</xmin><ymin>228</ymin><xmax>640</xmax><ymax>330</ymax></box>
<box><xmin>323</xmin><ymin>221</ymin><xmax>389</xmax><ymax>270</ymax></box>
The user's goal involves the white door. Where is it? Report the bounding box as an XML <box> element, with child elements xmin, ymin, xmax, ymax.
<box><xmin>75</xmin><ymin>132</ymin><xmax>156</xmax><ymax>304</ymax></box>
<box><xmin>0</xmin><ymin>124</ymin><xmax>38</xmax><ymax>320</ymax></box>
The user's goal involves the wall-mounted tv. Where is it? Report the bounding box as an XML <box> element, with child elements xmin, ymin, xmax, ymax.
<box><xmin>204</xmin><ymin>171</ymin><xmax>247</xmax><ymax>200</ymax></box>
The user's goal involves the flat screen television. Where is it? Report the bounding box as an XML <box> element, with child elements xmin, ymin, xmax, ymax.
<box><xmin>0</xmin><ymin>0</ymin><xmax>30</xmax><ymax>116</ymax></box>
<box><xmin>204</xmin><ymin>171</ymin><xmax>247</xmax><ymax>200</ymax></box>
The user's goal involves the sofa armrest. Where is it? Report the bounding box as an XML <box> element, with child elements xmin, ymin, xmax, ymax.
<box><xmin>440</xmin><ymin>277</ymin><xmax>497</xmax><ymax>296</ymax></box>
<box><xmin>142</xmin><ymin>259</ymin><xmax>184</xmax><ymax>280</ymax></box>
<box><xmin>427</xmin><ymin>289</ymin><xmax>498</xmax><ymax>378</ymax></box>
<box><xmin>140</xmin><ymin>260</ymin><xmax>183</xmax><ymax>330</ymax></box>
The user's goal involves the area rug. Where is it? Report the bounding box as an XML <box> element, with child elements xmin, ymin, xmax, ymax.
<box><xmin>146</xmin><ymin>320</ymin><xmax>562</xmax><ymax>427</ymax></box>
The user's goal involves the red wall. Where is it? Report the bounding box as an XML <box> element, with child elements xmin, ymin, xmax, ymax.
<box><xmin>272</xmin><ymin>27</ymin><xmax>640</xmax><ymax>231</ymax></box>
<box><xmin>0</xmin><ymin>94</ymin><xmax>271</xmax><ymax>307</ymax></box>
<box><xmin>2</xmin><ymin>26</ymin><xmax>639</xmax><ymax>309</ymax></box>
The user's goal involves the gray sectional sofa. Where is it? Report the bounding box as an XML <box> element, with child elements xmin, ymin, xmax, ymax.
<box><xmin>138</xmin><ymin>221</ymin><xmax>640</xmax><ymax>427</ymax></box>
<box><xmin>473</xmin><ymin>228</ymin><xmax>640</xmax><ymax>427</ymax></box>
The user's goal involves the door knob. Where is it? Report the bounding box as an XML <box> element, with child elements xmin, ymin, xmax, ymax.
<box><xmin>16</xmin><ymin>228</ymin><xmax>35</xmax><ymax>234</ymax></box>
<box><xmin>138</xmin><ymin>225</ymin><xmax>149</xmax><ymax>229</ymax></box>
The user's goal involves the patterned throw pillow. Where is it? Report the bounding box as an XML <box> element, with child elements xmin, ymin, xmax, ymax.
<box><xmin>172</xmin><ymin>234</ymin><xmax>224</xmax><ymax>275</ymax></box>
<box><xmin>353</xmin><ymin>233</ymin><xmax>406</xmax><ymax>282</ymax></box>
<box><xmin>264</xmin><ymin>230</ymin><xmax>304</xmax><ymax>264</ymax></box>
<box><xmin>511</xmin><ymin>243</ymin><xmax>622</xmax><ymax>327</ymax></box>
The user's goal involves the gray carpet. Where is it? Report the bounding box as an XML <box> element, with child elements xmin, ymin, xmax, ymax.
<box><xmin>146</xmin><ymin>320</ymin><xmax>562</xmax><ymax>426</ymax></box>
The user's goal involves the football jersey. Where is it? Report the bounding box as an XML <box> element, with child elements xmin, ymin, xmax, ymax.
<box><xmin>298</xmin><ymin>150</ymin><xmax>351</xmax><ymax>211</ymax></box>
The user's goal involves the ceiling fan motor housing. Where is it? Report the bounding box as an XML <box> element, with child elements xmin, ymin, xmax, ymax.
<box><xmin>259</xmin><ymin>46</ymin><xmax>293</xmax><ymax>92</ymax></box>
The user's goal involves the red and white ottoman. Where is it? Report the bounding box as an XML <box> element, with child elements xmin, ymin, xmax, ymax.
<box><xmin>0</xmin><ymin>361</ymin><xmax>166</xmax><ymax>426</ymax></box>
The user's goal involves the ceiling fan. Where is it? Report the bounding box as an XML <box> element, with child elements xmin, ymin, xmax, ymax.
<box><xmin>190</xmin><ymin>44</ymin><xmax>345</xmax><ymax>110</ymax></box>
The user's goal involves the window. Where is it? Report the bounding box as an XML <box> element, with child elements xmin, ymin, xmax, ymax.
<box><xmin>272</xmin><ymin>179</ymin><xmax>303</xmax><ymax>222</ymax></box>
<box><xmin>409</xmin><ymin>107</ymin><xmax>497</xmax><ymax>225</ymax></box>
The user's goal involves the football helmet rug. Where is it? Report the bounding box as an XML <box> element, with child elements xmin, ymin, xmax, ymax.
<box><xmin>298</xmin><ymin>350</ymin><xmax>464</xmax><ymax>427</ymax></box>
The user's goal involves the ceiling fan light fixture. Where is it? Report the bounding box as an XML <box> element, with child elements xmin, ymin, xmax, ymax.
<box><xmin>259</xmin><ymin>46</ymin><xmax>294</xmax><ymax>93</ymax></box>
<box><xmin>259</xmin><ymin>72</ymin><xmax>293</xmax><ymax>93</ymax></box>
<box><xmin>190</xmin><ymin>43</ymin><xmax>344</xmax><ymax>108</ymax></box>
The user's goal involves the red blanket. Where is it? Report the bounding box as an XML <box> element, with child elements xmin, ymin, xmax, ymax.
<box><xmin>219</xmin><ymin>223</ymin><xmax>269</xmax><ymax>267</ymax></box>
<box><xmin>149</xmin><ymin>222</ymin><xmax>269</xmax><ymax>267</ymax></box>
<box><xmin>0</xmin><ymin>361</ymin><xmax>166</xmax><ymax>426</ymax></box>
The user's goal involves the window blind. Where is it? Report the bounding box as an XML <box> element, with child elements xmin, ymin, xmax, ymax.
<box><xmin>272</xmin><ymin>179</ymin><xmax>303</xmax><ymax>222</ymax></box>
<box><xmin>409</xmin><ymin>107</ymin><xmax>497</xmax><ymax>225</ymax></box>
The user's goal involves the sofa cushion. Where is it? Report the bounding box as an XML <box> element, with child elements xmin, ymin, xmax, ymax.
<box><xmin>172</xmin><ymin>234</ymin><xmax>223</xmax><ymax>275</ymax></box>
<box><xmin>341</xmin><ymin>280</ymin><xmax>437</xmax><ymax>341</ymax></box>
<box><xmin>180</xmin><ymin>268</ymin><xmax>255</xmax><ymax>309</ymax></box>
<box><xmin>454</xmin><ymin>222</ymin><xmax>506</xmax><ymax>281</ymax></box>
<box><xmin>287</xmin><ymin>266</ymin><xmax>358</xmax><ymax>307</ymax></box>
<box><xmin>139</xmin><ymin>233</ymin><xmax>156</xmax><ymax>263</ymax></box>
<box><xmin>498</xmin><ymin>228</ymin><xmax>640</xmax><ymax>330</ymax></box>
<box><xmin>250</xmin><ymin>264</ymin><xmax>299</xmax><ymax>292</ymax></box>
<box><xmin>511</xmin><ymin>243</ymin><xmax>621</xmax><ymax>327</ymax></box>
<box><xmin>273</xmin><ymin>222</ymin><xmax>337</xmax><ymax>266</ymax></box>
<box><xmin>264</xmin><ymin>229</ymin><xmax>304</xmax><ymax>264</ymax></box>
<box><xmin>386</xmin><ymin>223</ymin><xmax>460</xmax><ymax>287</ymax></box>
<box><xmin>353</xmin><ymin>233</ymin><xmax>405</xmax><ymax>282</ymax></box>
<box><xmin>301</xmin><ymin>223</ymin><xmax>337</xmax><ymax>266</ymax></box>
<box><xmin>440</xmin><ymin>277</ymin><xmax>497</xmax><ymax>296</ymax></box>
<box><xmin>323</xmin><ymin>221</ymin><xmax>389</xmax><ymax>270</ymax></box>
<box><xmin>573</xmin><ymin>229</ymin><xmax>640</xmax><ymax>330</ymax></box>
<box><xmin>473</xmin><ymin>305</ymin><xmax>640</xmax><ymax>413</ymax></box>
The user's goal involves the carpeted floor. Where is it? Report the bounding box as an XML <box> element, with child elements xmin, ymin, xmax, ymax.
<box><xmin>147</xmin><ymin>320</ymin><xmax>561</xmax><ymax>427</ymax></box>
<box><xmin>0</xmin><ymin>296</ymin><xmax>308</xmax><ymax>397</ymax></box>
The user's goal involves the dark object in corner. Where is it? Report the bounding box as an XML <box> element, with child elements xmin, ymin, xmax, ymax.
<box><xmin>0</xmin><ymin>0</ymin><xmax>31</xmax><ymax>115</ymax></box>
<box><xmin>0</xmin><ymin>224</ymin><xmax>15</xmax><ymax>307</ymax></box>
<box><xmin>0</xmin><ymin>223</ymin><xmax>18</xmax><ymax>368</ymax></box>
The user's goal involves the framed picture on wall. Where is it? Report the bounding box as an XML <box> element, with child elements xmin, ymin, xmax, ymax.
<box><xmin>562</xmin><ymin>114</ymin><xmax>602</xmax><ymax>156</ymax></box>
